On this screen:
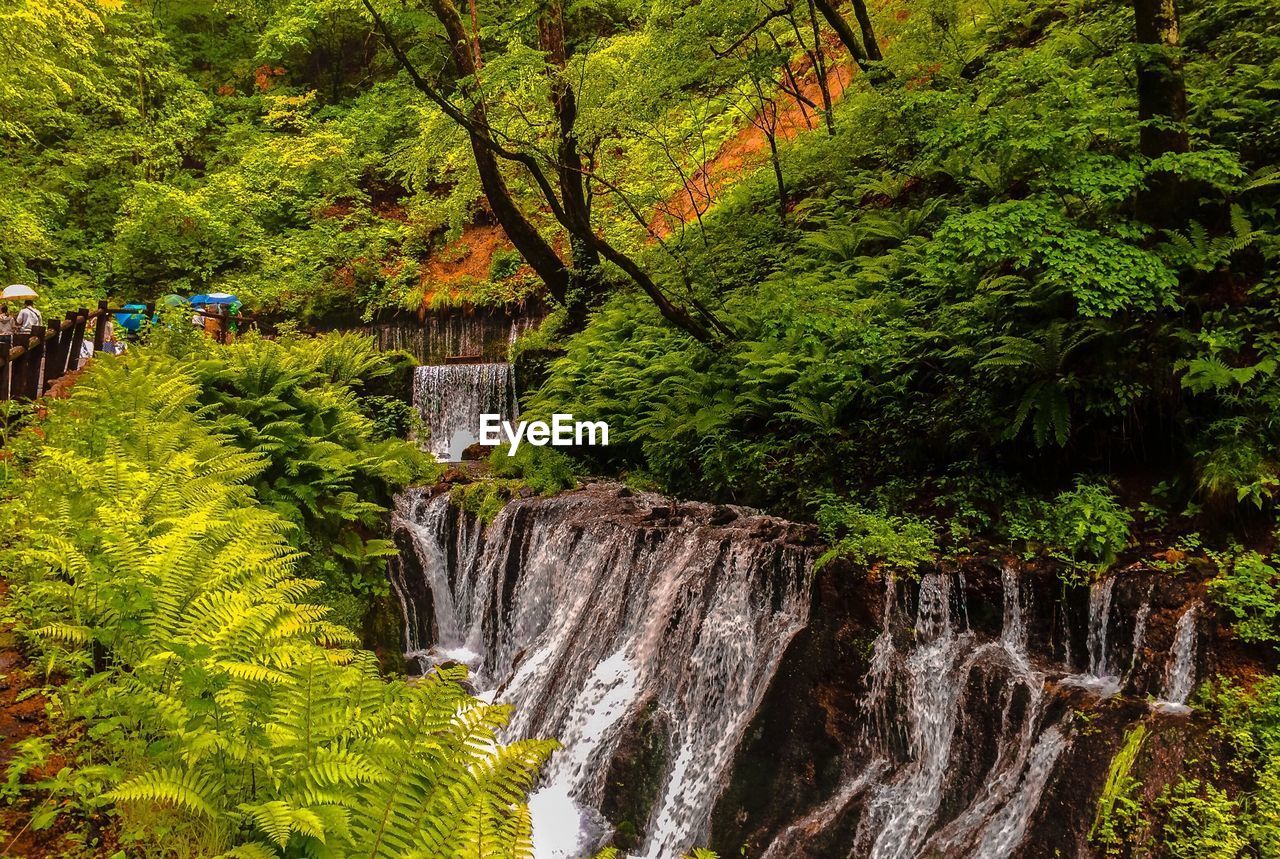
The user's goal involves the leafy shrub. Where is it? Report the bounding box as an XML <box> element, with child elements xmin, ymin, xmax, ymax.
<box><xmin>364</xmin><ymin>394</ymin><xmax>417</xmax><ymax>441</ymax></box>
<box><xmin>488</xmin><ymin>444</ymin><xmax>578</xmax><ymax>496</ymax></box>
<box><xmin>1091</xmin><ymin>725</ymin><xmax>1148</xmax><ymax>849</ymax></box>
<box><xmin>1211</xmin><ymin>551</ymin><xmax>1280</xmax><ymax>646</ymax></box>
<box><xmin>1008</xmin><ymin>481</ymin><xmax>1132</xmax><ymax>572</ymax></box>
<box><xmin>815</xmin><ymin>499</ymin><xmax>937</xmax><ymax>572</ymax></box>
<box><xmin>451</xmin><ymin>479</ymin><xmax>523</xmax><ymax>524</ymax></box>
<box><xmin>1</xmin><ymin>352</ymin><xmax>552</xmax><ymax>856</ymax></box>
<box><xmin>1195</xmin><ymin>433</ymin><xmax>1280</xmax><ymax>509</ymax></box>
<box><xmin>1156</xmin><ymin>779</ymin><xmax>1247</xmax><ymax>859</ymax></box>
<box><xmin>169</xmin><ymin>332</ymin><xmax>437</xmax><ymax>610</ymax></box>
<box><xmin>489</xmin><ymin>248</ymin><xmax>524</xmax><ymax>281</ymax></box>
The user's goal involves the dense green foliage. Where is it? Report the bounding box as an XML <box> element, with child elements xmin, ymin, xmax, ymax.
<box><xmin>527</xmin><ymin>0</ymin><xmax>1280</xmax><ymax>538</ymax></box>
<box><xmin>0</xmin><ymin>0</ymin><xmax>751</xmax><ymax>320</ymax></box>
<box><xmin>187</xmin><ymin>330</ymin><xmax>433</xmax><ymax>626</ymax></box>
<box><xmin>1092</xmin><ymin>678</ymin><xmax>1280</xmax><ymax>858</ymax></box>
<box><xmin>0</xmin><ymin>346</ymin><xmax>550</xmax><ymax>856</ymax></box>
<box><xmin>135</xmin><ymin>322</ymin><xmax>436</xmax><ymax>628</ymax></box>
<box><xmin>5</xmin><ymin>0</ymin><xmax>1280</xmax><ymax>855</ymax></box>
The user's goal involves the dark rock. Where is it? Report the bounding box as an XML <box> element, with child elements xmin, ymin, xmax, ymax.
<box><xmin>709</xmin><ymin>505</ymin><xmax>738</xmax><ymax>526</ymax></box>
<box><xmin>710</xmin><ymin>560</ymin><xmax>881</xmax><ymax>857</ymax></box>
<box><xmin>601</xmin><ymin>698</ymin><xmax>672</xmax><ymax>851</ymax></box>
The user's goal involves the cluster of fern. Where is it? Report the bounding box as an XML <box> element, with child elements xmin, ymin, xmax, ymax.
<box><xmin>157</xmin><ymin>327</ymin><xmax>435</xmax><ymax>629</ymax></box>
<box><xmin>0</xmin><ymin>347</ymin><xmax>553</xmax><ymax>857</ymax></box>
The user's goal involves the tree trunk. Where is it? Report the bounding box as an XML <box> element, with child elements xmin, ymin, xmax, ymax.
<box><xmin>812</xmin><ymin>0</ymin><xmax>869</xmax><ymax>69</ymax></box>
<box><xmin>586</xmin><ymin>234</ymin><xmax>715</xmax><ymax>344</ymax></box>
<box><xmin>849</xmin><ymin>0</ymin><xmax>882</xmax><ymax>61</ymax></box>
<box><xmin>369</xmin><ymin>0</ymin><xmax>720</xmax><ymax>343</ymax></box>
<box><xmin>1133</xmin><ymin>0</ymin><xmax>1189</xmax><ymax>223</ymax></box>
<box><xmin>427</xmin><ymin>0</ymin><xmax>574</xmax><ymax>306</ymax></box>
<box><xmin>768</xmin><ymin>130</ymin><xmax>788</xmax><ymax>223</ymax></box>
<box><xmin>539</xmin><ymin>1</ymin><xmax>604</xmax><ymax>319</ymax></box>
<box><xmin>805</xmin><ymin>0</ymin><xmax>836</xmax><ymax>134</ymax></box>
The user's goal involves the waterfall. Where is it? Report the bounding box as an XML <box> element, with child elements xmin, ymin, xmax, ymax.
<box><xmin>759</xmin><ymin>762</ymin><xmax>889</xmax><ymax>859</ymax></box>
<box><xmin>1000</xmin><ymin>563</ymin><xmax>1028</xmax><ymax>656</ymax></box>
<box><xmin>1062</xmin><ymin>576</ymin><xmax>1122</xmax><ymax>697</ymax></box>
<box><xmin>1087</xmin><ymin>576</ymin><xmax>1115</xmax><ymax>676</ymax></box>
<box><xmin>391</xmin><ymin>486</ymin><xmax>812</xmax><ymax>858</ymax></box>
<box><xmin>966</xmin><ymin>724</ymin><xmax>1069</xmax><ymax>857</ymax></box>
<box><xmin>509</xmin><ymin>314</ymin><xmax>540</xmax><ymax>345</ymax></box>
<box><xmin>1126</xmin><ymin>589</ymin><xmax>1153</xmax><ymax>682</ymax></box>
<box><xmin>366</xmin><ymin>313</ymin><xmax>533</xmax><ymax>364</ymax></box>
<box><xmin>413</xmin><ymin>363</ymin><xmax>517</xmax><ymax>460</ymax></box>
<box><xmin>853</xmin><ymin>575</ymin><xmax>966</xmax><ymax>859</ymax></box>
<box><xmin>846</xmin><ymin>569</ymin><xmax>1070</xmax><ymax>859</ymax></box>
<box><xmin>390</xmin><ymin>488</ymin><xmax>1211</xmax><ymax>857</ymax></box>
<box><xmin>1153</xmin><ymin>604</ymin><xmax>1199</xmax><ymax>714</ymax></box>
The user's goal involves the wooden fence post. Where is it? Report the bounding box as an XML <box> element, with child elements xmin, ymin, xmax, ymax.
<box><xmin>67</xmin><ymin>307</ymin><xmax>88</xmax><ymax>371</ymax></box>
<box><xmin>43</xmin><ymin>312</ymin><xmax>74</xmax><ymax>392</ymax></box>
<box><xmin>44</xmin><ymin>318</ymin><xmax>64</xmax><ymax>392</ymax></box>
<box><xmin>0</xmin><ymin>335</ymin><xmax>10</xmax><ymax>401</ymax></box>
<box><xmin>93</xmin><ymin>300</ymin><xmax>108</xmax><ymax>353</ymax></box>
<box><xmin>11</xmin><ymin>333</ymin><xmax>31</xmax><ymax>401</ymax></box>
<box><xmin>10</xmin><ymin>341</ymin><xmax>24</xmax><ymax>402</ymax></box>
<box><xmin>23</xmin><ymin>325</ymin><xmax>45</xmax><ymax>400</ymax></box>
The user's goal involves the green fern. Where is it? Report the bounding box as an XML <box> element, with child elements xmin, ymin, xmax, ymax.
<box><xmin>3</xmin><ymin>342</ymin><xmax>546</xmax><ymax>858</ymax></box>
<box><xmin>978</xmin><ymin>323</ymin><xmax>1100</xmax><ymax>447</ymax></box>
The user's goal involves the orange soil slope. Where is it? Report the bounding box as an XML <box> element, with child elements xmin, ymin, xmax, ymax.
<box><xmin>420</xmin><ymin>52</ymin><xmax>857</xmax><ymax>306</ymax></box>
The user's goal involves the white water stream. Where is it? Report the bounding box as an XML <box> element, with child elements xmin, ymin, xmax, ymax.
<box><xmin>392</xmin><ymin>488</ymin><xmax>812</xmax><ymax>858</ymax></box>
<box><xmin>847</xmin><ymin>569</ymin><xmax>1071</xmax><ymax>859</ymax></box>
<box><xmin>1152</xmin><ymin>604</ymin><xmax>1200</xmax><ymax>714</ymax></box>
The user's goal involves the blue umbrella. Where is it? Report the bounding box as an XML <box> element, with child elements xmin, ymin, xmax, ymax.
<box><xmin>114</xmin><ymin>303</ymin><xmax>148</xmax><ymax>333</ymax></box>
<box><xmin>190</xmin><ymin>292</ymin><xmax>238</xmax><ymax>307</ymax></box>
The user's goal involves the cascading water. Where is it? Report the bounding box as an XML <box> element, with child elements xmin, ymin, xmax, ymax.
<box><xmin>1126</xmin><ymin>590</ymin><xmax>1153</xmax><ymax>682</ymax></box>
<box><xmin>413</xmin><ymin>363</ymin><xmax>517</xmax><ymax>460</ymax></box>
<box><xmin>390</xmin><ymin>486</ymin><xmax>813</xmax><ymax>858</ymax></box>
<box><xmin>1000</xmin><ymin>563</ymin><xmax>1028</xmax><ymax>656</ymax></box>
<box><xmin>390</xmin><ymin>479</ymin><xmax>1215</xmax><ymax>857</ymax></box>
<box><xmin>846</xmin><ymin>568</ymin><xmax>1070</xmax><ymax>859</ymax></box>
<box><xmin>1087</xmin><ymin>576</ymin><xmax>1115</xmax><ymax>676</ymax></box>
<box><xmin>1153</xmin><ymin>604</ymin><xmax>1200</xmax><ymax>714</ymax></box>
<box><xmin>1061</xmin><ymin>576</ymin><xmax>1123</xmax><ymax>697</ymax></box>
<box><xmin>758</xmin><ymin>763</ymin><xmax>889</xmax><ymax>859</ymax></box>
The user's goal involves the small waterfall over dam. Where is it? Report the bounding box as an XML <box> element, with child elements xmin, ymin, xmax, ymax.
<box><xmin>360</xmin><ymin>308</ymin><xmax>543</xmax><ymax>365</ymax></box>
<box><xmin>413</xmin><ymin>363</ymin><xmax>518</xmax><ymax>460</ymax></box>
<box><xmin>389</xmin><ymin>484</ymin><xmax>1220</xmax><ymax>858</ymax></box>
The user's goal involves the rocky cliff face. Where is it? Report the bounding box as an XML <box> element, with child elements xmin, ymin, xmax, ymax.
<box><xmin>711</xmin><ymin>557</ymin><xmax>1226</xmax><ymax>859</ymax></box>
<box><xmin>389</xmin><ymin>483</ymin><xmax>1253</xmax><ymax>858</ymax></box>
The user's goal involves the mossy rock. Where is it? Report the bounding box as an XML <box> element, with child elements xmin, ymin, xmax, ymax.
<box><xmin>601</xmin><ymin>698</ymin><xmax>670</xmax><ymax>851</ymax></box>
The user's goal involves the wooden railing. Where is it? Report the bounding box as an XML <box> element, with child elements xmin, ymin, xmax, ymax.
<box><xmin>0</xmin><ymin>301</ymin><xmax>260</xmax><ymax>401</ymax></box>
<box><xmin>0</xmin><ymin>300</ymin><xmax>119</xmax><ymax>401</ymax></box>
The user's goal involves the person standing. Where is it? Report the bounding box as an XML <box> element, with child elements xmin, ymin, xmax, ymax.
<box><xmin>15</xmin><ymin>299</ymin><xmax>41</xmax><ymax>333</ymax></box>
<box><xmin>0</xmin><ymin>304</ymin><xmax>14</xmax><ymax>336</ymax></box>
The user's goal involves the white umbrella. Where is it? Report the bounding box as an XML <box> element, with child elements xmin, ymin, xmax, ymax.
<box><xmin>2</xmin><ymin>284</ymin><xmax>37</xmax><ymax>300</ymax></box>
